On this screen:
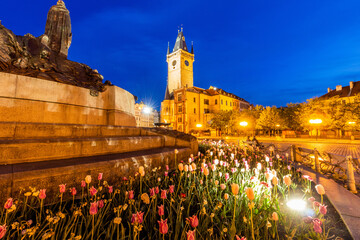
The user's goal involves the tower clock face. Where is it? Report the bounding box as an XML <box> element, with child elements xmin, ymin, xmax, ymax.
<box><xmin>172</xmin><ymin>60</ymin><xmax>177</xmax><ymax>66</ymax></box>
<box><xmin>185</xmin><ymin>60</ymin><xmax>189</xmax><ymax>66</ymax></box>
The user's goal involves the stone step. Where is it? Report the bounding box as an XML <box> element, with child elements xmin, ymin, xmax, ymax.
<box><xmin>0</xmin><ymin>146</ymin><xmax>192</xmax><ymax>202</ymax></box>
<box><xmin>0</xmin><ymin>135</ymin><xmax>165</xmax><ymax>165</ymax></box>
<box><xmin>0</xmin><ymin>122</ymin><xmax>150</xmax><ymax>140</ymax></box>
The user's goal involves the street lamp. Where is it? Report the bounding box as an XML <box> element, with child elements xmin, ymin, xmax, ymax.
<box><xmin>143</xmin><ymin>106</ymin><xmax>152</xmax><ymax>127</ymax></box>
<box><xmin>196</xmin><ymin>123</ymin><xmax>203</xmax><ymax>128</ymax></box>
<box><xmin>239</xmin><ymin>121</ymin><xmax>248</xmax><ymax>136</ymax></box>
<box><xmin>309</xmin><ymin>119</ymin><xmax>322</xmax><ymax>140</ymax></box>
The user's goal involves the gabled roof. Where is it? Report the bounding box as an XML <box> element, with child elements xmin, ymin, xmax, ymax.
<box><xmin>184</xmin><ymin>86</ymin><xmax>249</xmax><ymax>103</ymax></box>
<box><xmin>172</xmin><ymin>30</ymin><xmax>188</xmax><ymax>53</ymax></box>
<box><xmin>319</xmin><ymin>81</ymin><xmax>360</xmax><ymax>100</ymax></box>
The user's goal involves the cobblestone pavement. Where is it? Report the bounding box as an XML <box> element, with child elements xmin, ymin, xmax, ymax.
<box><xmin>261</xmin><ymin>140</ymin><xmax>360</xmax><ymax>159</ymax></box>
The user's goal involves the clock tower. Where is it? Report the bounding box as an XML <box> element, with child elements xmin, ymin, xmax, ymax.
<box><xmin>166</xmin><ymin>29</ymin><xmax>194</xmax><ymax>96</ymax></box>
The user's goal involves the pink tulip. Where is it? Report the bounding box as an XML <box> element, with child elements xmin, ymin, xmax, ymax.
<box><xmin>98</xmin><ymin>200</ymin><xmax>104</xmax><ymax>209</ymax></box>
<box><xmin>81</xmin><ymin>180</ymin><xmax>86</xmax><ymax>188</ymax></box>
<box><xmin>225</xmin><ymin>173</ymin><xmax>229</xmax><ymax>181</ymax></box>
<box><xmin>164</xmin><ymin>171</ymin><xmax>168</xmax><ymax>177</ymax></box>
<box><xmin>166</xmin><ymin>165</ymin><xmax>169</xmax><ymax>170</ymax></box>
<box><xmin>155</xmin><ymin>187</ymin><xmax>159</xmax><ymax>194</ymax></box>
<box><xmin>4</xmin><ymin>198</ymin><xmax>13</xmax><ymax>210</ymax></box>
<box><xmin>158</xmin><ymin>205</ymin><xmax>164</xmax><ymax>216</ymax></box>
<box><xmin>158</xmin><ymin>219</ymin><xmax>168</xmax><ymax>234</ymax></box>
<box><xmin>59</xmin><ymin>184</ymin><xmax>66</xmax><ymax>193</ymax></box>
<box><xmin>186</xmin><ymin>229</ymin><xmax>196</xmax><ymax>240</ymax></box>
<box><xmin>128</xmin><ymin>190</ymin><xmax>134</xmax><ymax>200</ymax></box>
<box><xmin>89</xmin><ymin>202</ymin><xmax>98</xmax><ymax>215</ymax></box>
<box><xmin>186</xmin><ymin>215</ymin><xmax>199</xmax><ymax>228</ymax></box>
<box><xmin>161</xmin><ymin>190</ymin><xmax>167</xmax><ymax>199</ymax></box>
<box><xmin>131</xmin><ymin>211</ymin><xmax>144</xmax><ymax>224</ymax></box>
<box><xmin>0</xmin><ymin>225</ymin><xmax>6</xmax><ymax>239</ymax></box>
<box><xmin>236</xmin><ymin>236</ymin><xmax>247</xmax><ymax>240</ymax></box>
<box><xmin>39</xmin><ymin>189</ymin><xmax>46</xmax><ymax>200</ymax></box>
<box><xmin>313</xmin><ymin>218</ymin><xmax>322</xmax><ymax>233</ymax></box>
<box><xmin>220</xmin><ymin>184</ymin><xmax>226</xmax><ymax>190</ymax></box>
<box><xmin>308</xmin><ymin>197</ymin><xmax>315</xmax><ymax>202</ymax></box>
<box><xmin>169</xmin><ymin>185</ymin><xmax>175</xmax><ymax>194</ymax></box>
<box><xmin>108</xmin><ymin>186</ymin><xmax>113</xmax><ymax>194</ymax></box>
<box><xmin>150</xmin><ymin>188</ymin><xmax>155</xmax><ymax>197</ymax></box>
<box><xmin>70</xmin><ymin>187</ymin><xmax>77</xmax><ymax>196</ymax></box>
<box><xmin>319</xmin><ymin>204</ymin><xmax>327</xmax><ymax>215</ymax></box>
<box><xmin>302</xmin><ymin>175</ymin><xmax>313</xmax><ymax>181</ymax></box>
<box><xmin>89</xmin><ymin>186</ymin><xmax>97</xmax><ymax>196</ymax></box>
<box><xmin>98</xmin><ymin>173</ymin><xmax>103</xmax><ymax>180</ymax></box>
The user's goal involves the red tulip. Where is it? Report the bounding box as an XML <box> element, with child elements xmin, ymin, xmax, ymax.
<box><xmin>169</xmin><ymin>185</ymin><xmax>175</xmax><ymax>194</ymax></box>
<box><xmin>186</xmin><ymin>229</ymin><xmax>196</xmax><ymax>240</ymax></box>
<box><xmin>59</xmin><ymin>184</ymin><xmax>66</xmax><ymax>193</ymax></box>
<box><xmin>0</xmin><ymin>225</ymin><xmax>6</xmax><ymax>239</ymax></box>
<box><xmin>158</xmin><ymin>218</ymin><xmax>168</xmax><ymax>234</ymax></box>
<box><xmin>89</xmin><ymin>202</ymin><xmax>98</xmax><ymax>215</ymax></box>
<box><xmin>39</xmin><ymin>189</ymin><xmax>46</xmax><ymax>200</ymax></box>
<box><xmin>4</xmin><ymin>198</ymin><xmax>13</xmax><ymax>210</ymax></box>
<box><xmin>150</xmin><ymin>188</ymin><xmax>155</xmax><ymax>197</ymax></box>
<box><xmin>98</xmin><ymin>173</ymin><xmax>103</xmax><ymax>180</ymax></box>
<box><xmin>70</xmin><ymin>187</ymin><xmax>77</xmax><ymax>196</ymax></box>
<box><xmin>158</xmin><ymin>205</ymin><xmax>164</xmax><ymax>216</ymax></box>
<box><xmin>90</xmin><ymin>186</ymin><xmax>97</xmax><ymax>196</ymax></box>
<box><xmin>81</xmin><ymin>180</ymin><xmax>86</xmax><ymax>188</ymax></box>
<box><xmin>161</xmin><ymin>190</ymin><xmax>167</xmax><ymax>199</ymax></box>
<box><xmin>319</xmin><ymin>204</ymin><xmax>327</xmax><ymax>215</ymax></box>
<box><xmin>155</xmin><ymin>187</ymin><xmax>159</xmax><ymax>194</ymax></box>
<box><xmin>98</xmin><ymin>200</ymin><xmax>104</xmax><ymax>209</ymax></box>
<box><xmin>108</xmin><ymin>186</ymin><xmax>113</xmax><ymax>194</ymax></box>
<box><xmin>180</xmin><ymin>193</ymin><xmax>186</xmax><ymax>199</ymax></box>
<box><xmin>131</xmin><ymin>211</ymin><xmax>144</xmax><ymax>224</ymax></box>
<box><xmin>187</xmin><ymin>215</ymin><xmax>199</xmax><ymax>228</ymax></box>
<box><xmin>128</xmin><ymin>190</ymin><xmax>134</xmax><ymax>200</ymax></box>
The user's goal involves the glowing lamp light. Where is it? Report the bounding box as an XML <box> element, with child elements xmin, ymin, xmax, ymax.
<box><xmin>143</xmin><ymin>106</ymin><xmax>152</xmax><ymax>114</ymax></box>
<box><xmin>196</xmin><ymin>123</ymin><xmax>202</xmax><ymax>128</ymax></box>
<box><xmin>276</xmin><ymin>124</ymin><xmax>280</xmax><ymax>127</ymax></box>
<box><xmin>348</xmin><ymin>122</ymin><xmax>356</xmax><ymax>125</ymax></box>
<box><xmin>286</xmin><ymin>199</ymin><xmax>307</xmax><ymax>211</ymax></box>
<box><xmin>239</xmin><ymin>121</ymin><xmax>248</xmax><ymax>127</ymax></box>
<box><xmin>309</xmin><ymin>119</ymin><xmax>322</xmax><ymax>124</ymax></box>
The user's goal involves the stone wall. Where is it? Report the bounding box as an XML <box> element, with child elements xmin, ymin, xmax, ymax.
<box><xmin>0</xmin><ymin>72</ymin><xmax>135</xmax><ymax>126</ymax></box>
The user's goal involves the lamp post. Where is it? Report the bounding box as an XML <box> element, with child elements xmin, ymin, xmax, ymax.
<box><xmin>240</xmin><ymin>121</ymin><xmax>248</xmax><ymax>136</ymax></box>
<box><xmin>143</xmin><ymin>106</ymin><xmax>152</xmax><ymax>127</ymax></box>
<box><xmin>309</xmin><ymin>119</ymin><xmax>322</xmax><ymax>140</ymax></box>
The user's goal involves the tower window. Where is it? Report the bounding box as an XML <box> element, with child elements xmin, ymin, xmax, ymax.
<box><xmin>178</xmin><ymin>105</ymin><xmax>183</xmax><ymax>113</ymax></box>
<box><xmin>215</xmin><ymin>99</ymin><xmax>218</xmax><ymax>105</ymax></box>
<box><xmin>178</xmin><ymin>93</ymin><xmax>182</xmax><ymax>102</ymax></box>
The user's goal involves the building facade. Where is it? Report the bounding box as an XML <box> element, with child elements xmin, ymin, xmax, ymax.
<box><xmin>135</xmin><ymin>102</ymin><xmax>155</xmax><ymax>127</ymax></box>
<box><xmin>161</xmin><ymin>30</ymin><xmax>250</xmax><ymax>133</ymax></box>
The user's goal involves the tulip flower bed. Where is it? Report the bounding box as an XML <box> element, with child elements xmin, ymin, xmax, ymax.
<box><xmin>0</xmin><ymin>140</ymin><xmax>351</xmax><ymax>239</ymax></box>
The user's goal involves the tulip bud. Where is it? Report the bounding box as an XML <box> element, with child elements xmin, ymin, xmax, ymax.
<box><xmin>272</xmin><ymin>212</ymin><xmax>279</xmax><ymax>221</ymax></box>
<box><xmin>224</xmin><ymin>193</ymin><xmax>229</xmax><ymax>200</ymax></box>
<box><xmin>315</xmin><ymin>184</ymin><xmax>325</xmax><ymax>195</ymax></box>
<box><xmin>283</xmin><ymin>175</ymin><xmax>291</xmax><ymax>186</ymax></box>
<box><xmin>246</xmin><ymin>187</ymin><xmax>255</xmax><ymax>201</ymax></box>
<box><xmin>231</xmin><ymin>183</ymin><xmax>239</xmax><ymax>195</ymax></box>
<box><xmin>178</xmin><ymin>163</ymin><xmax>184</xmax><ymax>172</ymax></box>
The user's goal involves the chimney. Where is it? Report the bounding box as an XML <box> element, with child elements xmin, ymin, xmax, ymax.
<box><xmin>350</xmin><ymin>81</ymin><xmax>354</xmax><ymax>90</ymax></box>
<box><xmin>336</xmin><ymin>85</ymin><xmax>342</xmax><ymax>91</ymax></box>
<box><xmin>327</xmin><ymin>87</ymin><xmax>331</xmax><ymax>93</ymax></box>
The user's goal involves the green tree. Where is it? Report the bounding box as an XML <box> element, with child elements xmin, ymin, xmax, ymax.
<box><xmin>256</xmin><ymin>106</ymin><xmax>283</xmax><ymax>136</ymax></box>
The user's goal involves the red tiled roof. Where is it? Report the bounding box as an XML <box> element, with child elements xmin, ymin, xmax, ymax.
<box><xmin>319</xmin><ymin>81</ymin><xmax>360</xmax><ymax>99</ymax></box>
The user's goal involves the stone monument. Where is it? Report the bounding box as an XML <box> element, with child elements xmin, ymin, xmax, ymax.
<box><xmin>0</xmin><ymin>0</ymin><xmax>107</xmax><ymax>91</ymax></box>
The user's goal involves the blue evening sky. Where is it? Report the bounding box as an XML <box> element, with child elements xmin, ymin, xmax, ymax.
<box><xmin>1</xmin><ymin>0</ymin><xmax>360</xmax><ymax>109</ymax></box>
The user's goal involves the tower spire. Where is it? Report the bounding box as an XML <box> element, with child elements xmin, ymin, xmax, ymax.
<box><xmin>167</xmin><ymin>42</ymin><xmax>170</xmax><ymax>55</ymax></box>
<box><xmin>191</xmin><ymin>41</ymin><xmax>194</xmax><ymax>54</ymax></box>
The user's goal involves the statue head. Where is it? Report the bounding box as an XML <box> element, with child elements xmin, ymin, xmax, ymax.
<box><xmin>57</xmin><ymin>0</ymin><xmax>65</xmax><ymax>7</ymax></box>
